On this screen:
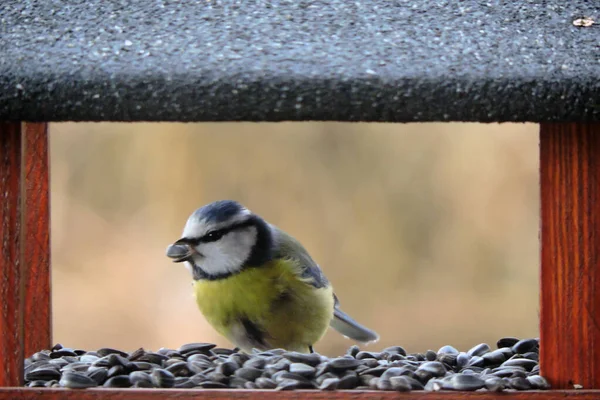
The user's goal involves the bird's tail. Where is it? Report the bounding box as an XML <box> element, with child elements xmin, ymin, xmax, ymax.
<box><xmin>330</xmin><ymin>307</ymin><xmax>379</xmax><ymax>344</ymax></box>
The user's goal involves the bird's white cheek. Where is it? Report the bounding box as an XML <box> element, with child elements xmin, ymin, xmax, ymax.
<box><xmin>183</xmin><ymin>261</ymin><xmax>193</xmax><ymax>273</ymax></box>
<box><xmin>182</xmin><ymin>228</ymin><xmax>257</xmax><ymax>277</ymax></box>
<box><xmin>183</xmin><ymin>254</ymin><xmax>204</xmax><ymax>273</ymax></box>
<box><xmin>189</xmin><ymin>253</ymin><xmax>206</xmax><ymax>268</ymax></box>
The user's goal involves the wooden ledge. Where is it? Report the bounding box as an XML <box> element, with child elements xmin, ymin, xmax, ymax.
<box><xmin>0</xmin><ymin>389</ymin><xmax>598</xmax><ymax>400</ymax></box>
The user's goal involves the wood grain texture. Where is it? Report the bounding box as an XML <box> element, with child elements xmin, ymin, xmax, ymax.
<box><xmin>22</xmin><ymin>123</ymin><xmax>51</xmax><ymax>357</ymax></box>
<box><xmin>0</xmin><ymin>122</ymin><xmax>24</xmax><ymax>386</ymax></box>
<box><xmin>540</xmin><ymin>123</ymin><xmax>600</xmax><ymax>389</ymax></box>
<box><xmin>0</xmin><ymin>389</ymin><xmax>599</xmax><ymax>400</ymax></box>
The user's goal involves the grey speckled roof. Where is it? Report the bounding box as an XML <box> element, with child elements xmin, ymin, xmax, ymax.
<box><xmin>1</xmin><ymin>0</ymin><xmax>599</xmax><ymax>122</ymax></box>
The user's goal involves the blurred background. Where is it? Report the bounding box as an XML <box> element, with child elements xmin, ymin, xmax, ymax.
<box><xmin>49</xmin><ymin>122</ymin><xmax>539</xmax><ymax>357</ymax></box>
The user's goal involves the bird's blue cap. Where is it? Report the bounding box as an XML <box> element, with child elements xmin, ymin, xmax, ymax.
<box><xmin>192</xmin><ymin>200</ymin><xmax>246</xmax><ymax>224</ymax></box>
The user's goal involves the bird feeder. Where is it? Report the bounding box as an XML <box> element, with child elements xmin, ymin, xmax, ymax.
<box><xmin>0</xmin><ymin>0</ymin><xmax>599</xmax><ymax>398</ymax></box>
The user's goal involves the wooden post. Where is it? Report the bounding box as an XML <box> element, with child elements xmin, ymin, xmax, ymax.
<box><xmin>0</xmin><ymin>122</ymin><xmax>51</xmax><ymax>387</ymax></box>
<box><xmin>540</xmin><ymin>123</ymin><xmax>600</xmax><ymax>389</ymax></box>
<box><xmin>0</xmin><ymin>122</ymin><xmax>24</xmax><ymax>386</ymax></box>
<box><xmin>22</xmin><ymin>124</ymin><xmax>51</xmax><ymax>357</ymax></box>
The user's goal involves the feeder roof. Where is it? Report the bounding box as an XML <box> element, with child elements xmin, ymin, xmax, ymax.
<box><xmin>1</xmin><ymin>0</ymin><xmax>598</xmax><ymax>122</ymax></box>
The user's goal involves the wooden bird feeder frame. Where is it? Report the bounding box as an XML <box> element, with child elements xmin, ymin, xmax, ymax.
<box><xmin>1</xmin><ymin>0</ymin><xmax>599</xmax><ymax>398</ymax></box>
<box><xmin>2</xmin><ymin>122</ymin><xmax>599</xmax><ymax>400</ymax></box>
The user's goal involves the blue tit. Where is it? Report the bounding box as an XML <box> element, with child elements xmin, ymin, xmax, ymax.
<box><xmin>165</xmin><ymin>200</ymin><xmax>379</xmax><ymax>354</ymax></box>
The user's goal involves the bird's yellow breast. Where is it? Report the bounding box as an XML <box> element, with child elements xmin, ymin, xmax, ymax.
<box><xmin>193</xmin><ymin>259</ymin><xmax>334</xmax><ymax>352</ymax></box>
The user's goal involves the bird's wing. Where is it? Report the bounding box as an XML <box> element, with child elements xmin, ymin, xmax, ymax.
<box><xmin>270</xmin><ymin>225</ymin><xmax>330</xmax><ymax>289</ymax></box>
<box><xmin>271</xmin><ymin>226</ymin><xmax>379</xmax><ymax>344</ymax></box>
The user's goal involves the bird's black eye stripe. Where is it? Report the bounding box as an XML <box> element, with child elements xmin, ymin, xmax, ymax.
<box><xmin>182</xmin><ymin>219</ymin><xmax>256</xmax><ymax>245</ymax></box>
<box><xmin>202</xmin><ymin>230</ymin><xmax>224</xmax><ymax>242</ymax></box>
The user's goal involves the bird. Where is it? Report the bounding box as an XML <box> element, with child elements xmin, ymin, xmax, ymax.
<box><xmin>165</xmin><ymin>200</ymin><xmax>379</xmax><ymax>354</ymax></box>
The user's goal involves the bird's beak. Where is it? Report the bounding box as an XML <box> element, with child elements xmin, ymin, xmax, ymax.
<box><xmin>166</xmin><ymin>239</ymin><xmax>193</xmax><ymax>263</ymax></box>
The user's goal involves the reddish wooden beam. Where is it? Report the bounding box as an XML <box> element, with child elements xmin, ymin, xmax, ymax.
<box><xmin>22</xmin><ymin>123</ymin><xmax>51</xmax><ymax>357</ymax></box>
<box><xmin>0</xmin><ymin>122</ymin><xmax>24</xmax><ymax>387</ymax></box>
<box><xmin>540</xmin><ymin>123</ymin><xmax>600</xmax><ymax>390</ymax></box>
<box><xmin>0</xmin><ymin>122</ymin><xmax>51</xmax><ymax>386</ymax></box>
<box><xmin>0</xmin><ymin>389</ymin><xmax>598</xmax><ymax>400</ymax></box>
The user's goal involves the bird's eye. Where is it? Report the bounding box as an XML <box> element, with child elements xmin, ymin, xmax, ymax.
<box><xmin>203</xmin><ymin>230</ymin><xmax>224</xmax><ymax>242</ymax></box>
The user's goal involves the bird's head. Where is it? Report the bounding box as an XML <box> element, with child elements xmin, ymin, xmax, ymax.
<box><xmin>166</xmin><ymin>200</ymin><xmax>272</xmax><ymax>279</ymax></box>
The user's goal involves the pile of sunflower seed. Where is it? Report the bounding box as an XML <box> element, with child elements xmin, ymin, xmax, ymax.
<box><xmin>24</xmin><ymin>337</ymin><xmax>550</xmax><ymax>391</ymax></box>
